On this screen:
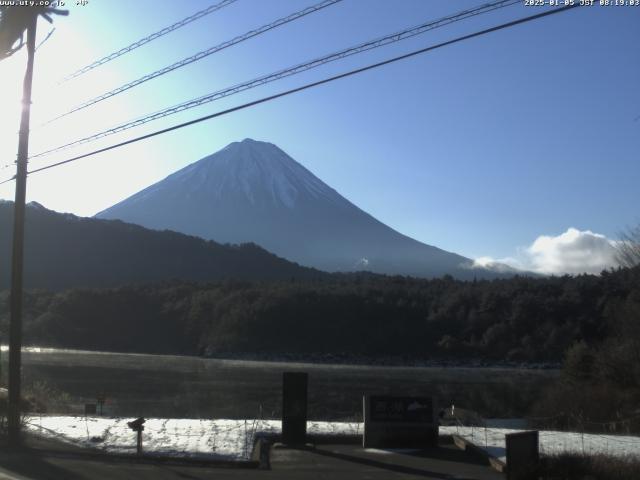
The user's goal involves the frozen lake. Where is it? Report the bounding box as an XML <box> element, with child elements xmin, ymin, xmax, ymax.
<box><xmin>2</xmin><ymin>347</ymin><xmax>558</xmax><ymax>420</ymax></box>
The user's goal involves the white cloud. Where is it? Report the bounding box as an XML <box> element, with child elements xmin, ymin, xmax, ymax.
<box><xmin>471</xmin><ymin>256</ymin><xmax>522</xmax><ymax>273</ymax></box>
<box><xmin>526</xmin><ymin>228</ymin><xmax>619</xmax><ymax>275</ymax></box>
<box><xmin>472</xmin><ymin>256</ymin><xmax>495</xmax><ymax>268</ymax></box>
<box><xmin>474</xmin><ymin>228</ymin><xmax>620</xmax><ymax>276</ymax></box>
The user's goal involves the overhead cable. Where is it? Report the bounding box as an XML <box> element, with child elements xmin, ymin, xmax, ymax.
<box><xmin>27</xmin><ymin>4</ymin><xmax>581</xmax><ymax>177</ymax></box>
<box><xmin>60</xmin><ymin>0</ymin><xmax>239</xmax><ymax>82</ymax></box>
<box><xmin>32</xmin><ymin>0</ymin><xmax>518</xmax><ymax>159</ymax></box>
<box><xmin>46</xmin><ymin>0</ymin><xmax>343</xmax><ymax>122</ymax></box>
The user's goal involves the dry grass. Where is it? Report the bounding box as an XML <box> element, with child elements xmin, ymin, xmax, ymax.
<box><xmin>539</xmin><ymin>453</ymin><xmax>640</xmax><ymax>480</ymax></box>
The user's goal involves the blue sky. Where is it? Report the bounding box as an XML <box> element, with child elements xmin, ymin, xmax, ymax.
<box><xmin>0</xmin><ymin>0</ymin><xmax>638</xmax><ymax>272</ymax></box>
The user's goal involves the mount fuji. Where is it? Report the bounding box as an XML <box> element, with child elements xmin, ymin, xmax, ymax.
<box><xmin>96</xmin><ymin>139</ymin><xmax>502</xmax><ymax>279</ymax></box>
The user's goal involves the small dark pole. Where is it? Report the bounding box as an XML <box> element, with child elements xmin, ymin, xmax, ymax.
<box><xmin>8</xmin><ymin>11</ymin><xmax>37</xmax><ymax>446</ymax></box>
<box><xmin>137</xmin><ymin>430</ymin><xmax>143</xmax><ymax>455</ymax></box>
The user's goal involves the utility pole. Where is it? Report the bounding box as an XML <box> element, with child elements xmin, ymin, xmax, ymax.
<box><xmin>8</xmin><ymin>11</ymin><xmax>37</xmax><ymax>446</ymax></box>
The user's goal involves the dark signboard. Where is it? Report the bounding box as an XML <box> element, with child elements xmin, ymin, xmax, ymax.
<box><xmin>363</xmin><ymin>395</ymin><xmax>438</xmax><ymax>448</ymax></box>
<box><xmin>282</xmin><ymin>372</ymin><xmax>308</xmax><ymax>445</ymax></box>
<box><xmin>369</xmin><ymin>396</ymin><xmax>433</xmax><ymax>423</ymax></box>
<box><xmin>506</xmin><ymin>431</ymin><xmax>539</xmax><ymax>480</ymax></box>
<box><xmin>127</xmin><ymin>417</ymin><xmax>146</xmax><ymax>432</ymax></box>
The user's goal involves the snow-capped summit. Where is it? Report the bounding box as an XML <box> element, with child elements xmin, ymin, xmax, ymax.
<box><xmin>163</xmin><ymin>138</ymin><xmax>343</xmax><ymax>209</ymax></box>
<box><xmin>96</xmin><ymin>139</ymin><xmax>495</xmax><ymax>278</ymax></box>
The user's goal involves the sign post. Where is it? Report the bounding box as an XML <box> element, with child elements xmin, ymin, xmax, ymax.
<box><xmin>127</xmin><ymin>417</ymin><xmax>146</xmax><ymax>456</ymax></box>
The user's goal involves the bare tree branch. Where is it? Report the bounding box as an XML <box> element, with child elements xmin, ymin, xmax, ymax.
<box><xmin>616</xmin><ymin>225</ymin><xmax>640</xmax><ymax>268</ymax></box>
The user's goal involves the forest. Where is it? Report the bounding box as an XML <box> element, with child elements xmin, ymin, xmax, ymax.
<box><xmin>1</xmin><ymin>265</ymin><xmax>637</xmax><ymax>365</ymax></box>
<box><xmin>1</xmin><ymin>261</ymin><xmax>639</xmax><ymax>432</ymax></box>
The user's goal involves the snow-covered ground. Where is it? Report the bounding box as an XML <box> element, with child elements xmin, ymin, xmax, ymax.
<box><xmin>24</xmin><ymin>416</ymin><xmax>640</xmax><ymax>464</ymax></box>
<box><xmin>440</xmin><ymin>426</ymin><xmax>640</xmax><ymax>463</ymax></box>
<box><xmin>24</xmin><ymin>416</ymin><xmax>361</xmax><ymax>461</ymax></box>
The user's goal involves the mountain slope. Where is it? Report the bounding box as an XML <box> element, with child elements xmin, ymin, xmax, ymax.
<box><xmin>0</xmin><ymin>201</ymin><xmax>323</xmax><ymax>290</ymax></box>
<box><xmin>96</xmin><ymin>139</ymin><xmax>497</xmax><ymax>279</ymax></box>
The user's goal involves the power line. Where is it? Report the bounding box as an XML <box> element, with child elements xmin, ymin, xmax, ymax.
<box><xmin>45</xmin><ymin>0</ymin><xmax>343</xmax><ymax>123</ymax></box>
<box><xmin>27</xmin><ymin>3</ymin><xmax>580</xmax><ymax>178</ymax></box>
<box><xmin>31</xmin><ymin>0</ymin><xmax>519</xmax><ymax>160</ymax></box>
<box><xmin>59</xmin><ymin>0</ymin><xmax>239</xmax><ymax>83</ymax></box>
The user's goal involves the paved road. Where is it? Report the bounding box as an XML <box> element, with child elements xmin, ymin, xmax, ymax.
<box><xmin>268</xmin><ymin>442</ymin><xmax>503</xmax><ymax>480</ymax></box>
<box><xmin>0</xmin><ymin>454</ymin><xmax>248</xmax><ymax>480</ymax></box>
<box><xmin>0</xmin><ymin>439</ymin><xmax>502</xmax><ymax>479</ymax></box>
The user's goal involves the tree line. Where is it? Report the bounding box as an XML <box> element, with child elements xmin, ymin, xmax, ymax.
<box><xmin>0</xmin><ymin>266</ymin><xmax>637</xmax><ymax>365</ymax></box>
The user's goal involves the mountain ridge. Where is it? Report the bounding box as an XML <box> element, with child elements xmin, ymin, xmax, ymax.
<box><xmin>0</xmin><ymin>201</ymin><xmax>324</xmax><ymax>290</ymax></box>
<box><xmin>97</xmin><ymin>138</ymin><xmax>509</xmax><ymax>279</ymax></box>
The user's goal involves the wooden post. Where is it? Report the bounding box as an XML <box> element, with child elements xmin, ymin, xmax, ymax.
<box><xmin>8</xmin><ymin>11</ymin><xmax>38</xmax><ymax>446</ymax></box>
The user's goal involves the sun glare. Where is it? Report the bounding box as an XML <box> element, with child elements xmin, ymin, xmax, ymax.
<box><xmin>0</xmin><ymin>11</ymin><xmax>160</xmax><ymax>215</ymax></box>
